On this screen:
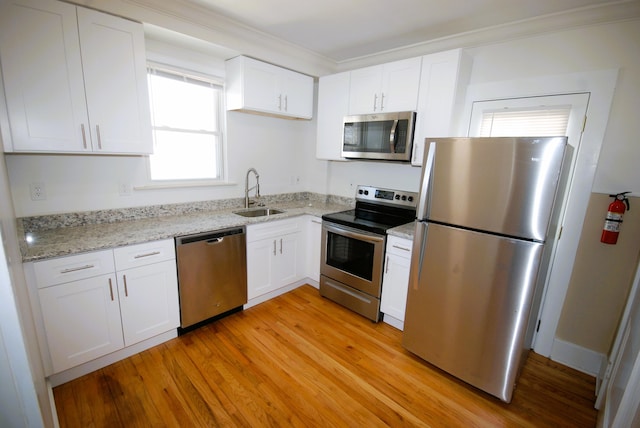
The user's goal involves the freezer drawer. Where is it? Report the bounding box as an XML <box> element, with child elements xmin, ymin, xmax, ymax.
<box><xmin>403</xmin><ymin>222</ymin><xmax>544</xmax><ymax>402</ymax></box>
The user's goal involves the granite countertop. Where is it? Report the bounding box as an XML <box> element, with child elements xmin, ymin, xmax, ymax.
<box><xmin>20</xmin><ymin>199</ymin><xmax>351</xmax><ymax>262</ymax></box>
<box><xmin>387</xmin><ymin>222</ymin><xmax>416</xmax><ymax>240</ymax></box>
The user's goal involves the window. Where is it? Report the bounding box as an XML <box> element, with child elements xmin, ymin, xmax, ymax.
<box><xmin>477</xmin><ymin>107</ymin><xmax>571</xmax><ymax>137</ymax></box>
<box><xmin>147</xmin><ymin>66</ymin><xmax>225</xmax><ymax>181</ymax></box>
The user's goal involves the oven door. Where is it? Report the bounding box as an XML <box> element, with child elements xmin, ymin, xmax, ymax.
<box><xmin>321</xmin><ymin>221</ymin><xmax>386</xmax><ymax>297</ymax></box>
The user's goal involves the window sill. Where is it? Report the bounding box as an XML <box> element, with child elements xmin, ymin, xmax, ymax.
<box><xmin>134</xmin><ymin>180</ymin><xmax>236</xmax><ymax>190</ymax></box>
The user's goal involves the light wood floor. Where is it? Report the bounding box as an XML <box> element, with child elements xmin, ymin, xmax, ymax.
<box><xmin>53</xmin><ymin>285</ymin><xmax>598</xmax><ymax>427</ymax></box>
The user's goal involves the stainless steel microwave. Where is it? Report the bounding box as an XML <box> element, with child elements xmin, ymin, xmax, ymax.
<box><xmin>342</xmin><ymin>111</ymin><xmax>416</xmax><ymax>161</ymax></box>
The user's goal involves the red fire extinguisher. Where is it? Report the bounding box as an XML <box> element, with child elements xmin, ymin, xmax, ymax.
<box><xmin>601</xmin><ymin>191</ymin><xmax>631</xmax><ymax>244</ymax></box>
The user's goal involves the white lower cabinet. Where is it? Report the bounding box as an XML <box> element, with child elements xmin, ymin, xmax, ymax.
<box><xmin>380</xmin><ymin>236</ymin><xmax>413</xmax><ymax>329</ymax></box>
<box><xmin>115</xmin><ymin>259</ymin><xmax>179</xmax><ymax>347</ymax></box>
<box><xmin>246</xmin><ymin>218</ymin><xmax>303</xmax><ymax>300</ymax></box>
<box><xmin>38</xmin><ymin>272</ymin><xmax>124</xmax><ymax>373</ymax></box>
<box><xmin>33</xmin><ymin>239</ymin><xmax>178</xmax><ymax>374</ymax></box>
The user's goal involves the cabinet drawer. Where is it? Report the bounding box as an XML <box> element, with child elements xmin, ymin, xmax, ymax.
<box><xmin>33</xmin><ymin>250</ymin><xmax>115</xmax><ymax>288</ymax></box>
<box><xmin>386</xmin><ymin>236</ymin><xmax>413</xmax><ymax>258</ymax></box>
<box><xmin>113</xmin><ymin>239</ymin><xmax>175</xmax><ymax>271</ymax></box>
<box><xmin>247</xmin><ymin>218</ymin><xmax>302</xmax><ymax>243</ymax></box>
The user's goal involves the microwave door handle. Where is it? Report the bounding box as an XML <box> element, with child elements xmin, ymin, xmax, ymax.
<box><xmin>389</xmin><ymin>119</ymin><xmax>398</xmax><ymax>153</ymax></box>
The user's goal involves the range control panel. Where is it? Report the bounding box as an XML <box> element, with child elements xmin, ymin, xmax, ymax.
<box><xmin>355</xmin><ymin>185</ymin><xmax>418</xmax><ymax>208</ymax></box>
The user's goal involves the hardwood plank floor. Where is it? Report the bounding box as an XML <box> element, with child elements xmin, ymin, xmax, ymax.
<box><xmin>53</xmin><ymin>285</ymin><xmax>598</xmax><ymax>427</ymax></box>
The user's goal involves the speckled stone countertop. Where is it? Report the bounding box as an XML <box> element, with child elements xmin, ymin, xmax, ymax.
<box><xmin>19</xmin><ymin>193</ymin><xmax>352</xmax><ymax>262</ymax></box>
<box><xmin>387</xmin><ymin>222</ymin><xmax>415</xmax><ymax>240</ymax></box>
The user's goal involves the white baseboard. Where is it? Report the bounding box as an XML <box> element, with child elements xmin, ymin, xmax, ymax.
<box><xmin>551</xmin><ymin>337</ymin><xmax>606</xmax><ymax>377</ymax></box>
<box><xmin>382</xmin><ymin>314</ymin><xmax>404</xmax><ymax>331</ymax></box>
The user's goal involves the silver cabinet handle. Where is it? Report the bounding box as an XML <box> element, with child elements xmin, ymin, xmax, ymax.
<box><xmin>134</xmin><ymin>251</ymin><xmax>160</xmax><ymax>258</ymax></box>
<box><xmin>284</xmin><ymin>95</ymin><xmax>288</xmax><ymax>111</ymax></box>
<box><xmin>381</xmin><ymin>93</ymin><xmax>385</xmax><ymax>111</ymax></box>
<box><xmin>273</xmin><ymin>240</ymin><xmax>276</xmax><ymax>256</ymax></box>
<box><xmin>60</xmin><ymin>264</ymin><xmax>94</xmax><ymax>274</ymax></box>
<box><xmin>392</xmin><ymin>244</ymin><xmax>411</xmax><ymax>252</ymax></box>
<box><xmin>279</xmin><ymin>238</ymin><xmax>283</xmax><ymax>254</ymax></box>
<box><xmin>278</xmin><ymin>94</ymin><xmax>282</xmax><ymax>110</ymax></box>
<box><xmin>96</xmin><ymin>125</ymin><xmax>102</xmax><ymax>149</ymax></box>
<box><xmin>385</xmin><ymin>255</ymin><xmax>389</xmax><ymax>274</ymax></box>
<box><xmin>81</xmin><ymin>124</ymin><xmax>87</xmax><ymax>149</ymax></box>
<box><xmin>108</xmin><ymin>278</ymin><xmax>114</xmax><ymax>301</ymax></box>
<box><xmin>373</xmin><ymin>93</ymin><xmax>378</xmax><ymax>111</ymax></box>
<box><xmin>123</xmin><ymin>275</ymin><xmax>128</xmax><ymax>297</ymax></box>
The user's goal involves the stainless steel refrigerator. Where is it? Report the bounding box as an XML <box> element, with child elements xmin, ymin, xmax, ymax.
<box><xmin>403</xmin><ymin>137</ymin><xmax>573</xmax><ymax>403</ymax></box>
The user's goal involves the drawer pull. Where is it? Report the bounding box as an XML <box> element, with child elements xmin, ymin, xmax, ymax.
<box><xmin>134</xmin><ymin>251</ymin><xmax>160</xmax><ymax>259</ymax></box>
<box><xmin>108</xmin><ymin>278</ymin><xmax>114</xmax><ymax>301</ymax></box>
<box><xmin>392</xmin><ymin>245</ymin><xmax>411</xmax><ymax>252</ymax></box>
<box><xmin>123</xmin><ymin>275</ymin><xmax>128</xmax><ymax>297</ymax></box>
<box><xmin>60</xmin><ymin>264</ymin><xmax>94</xmax><ymax>274</ymax></box>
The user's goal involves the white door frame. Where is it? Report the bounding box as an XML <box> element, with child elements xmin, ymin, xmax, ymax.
<box><xmin>458</xmin><ymin>69</ymin><xmax>619</xmax><ymax>358</ymax></box>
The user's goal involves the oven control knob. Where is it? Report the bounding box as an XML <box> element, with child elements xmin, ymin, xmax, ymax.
<box><xmin>395</xmin><ymin>195</ymin><xmax>400</xmax><ymax>200</ymax></box>
<box><xmin>401</xmin><ymin>195</ymin><xmax>407</xmax><ymax>201</ymax></box>
<box><xmin>408</xmin><ymin>196</ymin><xmax>414</xmax><ymax>202</ymax></box>
<box><xmin>358</xmin><ymin>189</ymin><xmax>363</xmax><ymax>195</ymax></box>
<box><xmin>364</xmin><ymin>190</ymin><xmax>369</xmax><ymax>195</ymax></box>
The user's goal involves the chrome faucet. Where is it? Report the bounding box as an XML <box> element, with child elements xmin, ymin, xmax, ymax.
<box><xmin>245</xmin><ymin>168</ymin><xmax>260</xmax><ymax>208</ymax></box>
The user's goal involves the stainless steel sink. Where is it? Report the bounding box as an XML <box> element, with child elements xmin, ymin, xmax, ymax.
<box><xmin>233</xmin><ymin>208</ymin><xmax>285</xmax><ymax>217</ymax></box>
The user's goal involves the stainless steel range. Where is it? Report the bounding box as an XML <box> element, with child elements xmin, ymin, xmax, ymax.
<box><xmin>320</xmin><ymin>185</ymin><xmax>417</xmax><ymax>321</ymax></box>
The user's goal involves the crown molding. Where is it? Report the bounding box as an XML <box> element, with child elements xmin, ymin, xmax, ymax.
<box><xmin>70</xmin><ymin>0</ymin><xmax>640</xmax><ymax>76</ymax></box>
<box><xmin>336</xmin><ymin>1</ymin><xmax>640</xmax><ymax>70</ymax></box>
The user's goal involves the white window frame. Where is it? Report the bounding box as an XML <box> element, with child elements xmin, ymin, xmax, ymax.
<box><xmin>145</xmin><ymin>63</ymin><xmax>228</xmax><ymax>187</ymax></box>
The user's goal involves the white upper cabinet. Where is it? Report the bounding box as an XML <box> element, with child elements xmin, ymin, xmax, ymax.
<box><xmin>0</xmin><ymin>0</ymin><xmax>152</xmax><ymax>154</ymax></box>
<box><xmin>316</xmin><ymin>71</ymin><xmax>351</xmax><ymax>160</ymax></box>
<box><xmin>348</xmin><ymin>57</ymin><xmax>422</xmax><ymax>114</ymax></box>
<box><xmin>411</xmin><ymin>49</ymin><xmax>472</xmax><ymax>166</ymax></box>
<box><xmin>226</xmin><ymin>56</ymin><xmax>313</xmax><ymax>120</ymax></box>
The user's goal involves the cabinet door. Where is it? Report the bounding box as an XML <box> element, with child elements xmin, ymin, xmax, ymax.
<box><xmin>117</xmin><ymin>260</ymin><xmax>179</xmax><ymax>346</ymax></box>
<box><xmin>348</xmin><ymin>65</ymin><xmax>383</xmax><ymax>114</ymax></box>
<box><xmin>77</xmin><ymin>7</ymin><xmax>152</xmax><ymax>154</ymax></box>
<box><xmin>0</xmin><ymin>0</ymin><xmax>89</xmax><ymax>152</ymax></box>
<box><xmin>240</xmin><ymin>58</ymin><xmax>281</xmax><ymax>114</ymax></box>
<box><xmin>411</xmin><ymin>49</ymin><xmax>471</xmax><ymax>166</ymax></box>
<box><xmin>247</xmin><ymin>238</ymin><xmax>276</xmax><ymax>300</ymax></box>
<box><xmin>380</xmin><ymin>253</ymin><xmax>411</xmax><ymax>324</ymax></box>
<box><xmin>38</xmin><ymin>274</ymin><xmax>123</xmax><ymax>373</ymax></box>
<box><xmin>280</xmin><ymin>69</ymin><xmax>313</xmax><ymax>119</ymax></box>
<box><xmin>273</xmin><ymin>232</ymin><xmax>301</xmax><ymax>287</ymax></box>
<box><xmin>381</xmin><ymin>57</ymin><xmax>422</xmax><ymax>113</ymax></box>
<box><xmin>316</xmin><ymin>71</ymin><xmax>350</xmax><ymax>160</ymax></box>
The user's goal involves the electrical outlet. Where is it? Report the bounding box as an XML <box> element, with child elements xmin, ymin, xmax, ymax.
<box><xmin>119</xmin><ymin>183</ymin><xmax>133</xmax><ymax>196</ymax></box>
<box><xmin>30</xmin><ymin>182</ymin><xmax>46</xmax><ymax>201</ymax></box>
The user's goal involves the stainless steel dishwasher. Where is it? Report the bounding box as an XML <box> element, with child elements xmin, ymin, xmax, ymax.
<box><xmin>175</xmin><ymin>226</ymin><xmax>247</xmax><ymax>331</ymax></box>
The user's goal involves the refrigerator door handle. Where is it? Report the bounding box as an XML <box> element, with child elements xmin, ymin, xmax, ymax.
<box><xmin>416</xmin><ymin>222</ymin><xmax>428</xmax><ymax>285</ymax></box>
<box><xmin>416</xmin><ymin>141</ymin><xmax>436</xmax><ymax>220</ymax></box>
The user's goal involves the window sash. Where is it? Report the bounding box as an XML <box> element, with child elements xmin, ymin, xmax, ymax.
<box><xmin>147</xmin><ymin>65</ymin><xmax>224</xmax><ymax>182</ymax></box>
<box><xmin>478</xmin><ymin>107</ymin><xmax>571</xmax><ymax>137</ymax></box>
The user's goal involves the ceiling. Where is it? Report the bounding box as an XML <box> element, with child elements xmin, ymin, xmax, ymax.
<box><xmin>186</xmin><ymin>0</ymin><xmax>625</xmax><ymax>62</ymax></box>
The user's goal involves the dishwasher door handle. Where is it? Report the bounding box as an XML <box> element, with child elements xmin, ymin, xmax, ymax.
<box><xmin>206</xmin><ymin>237</ymin><xmax>224</xmax><ymax>245</ymax></box>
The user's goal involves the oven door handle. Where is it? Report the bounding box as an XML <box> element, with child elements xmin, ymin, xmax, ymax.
<box><xmin>323</xmin><ymin>223</ymin><xmax>385</xmax><ymax>244</ymax></box>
